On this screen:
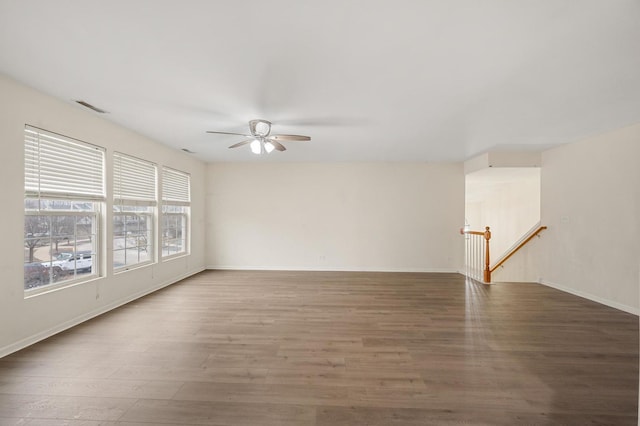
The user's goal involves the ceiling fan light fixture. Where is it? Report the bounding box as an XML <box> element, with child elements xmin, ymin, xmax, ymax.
<box><xmin>250</xmin><ymin>139</ymin><xmax>262</xmax><ymax>154</ymax></box>
<box><xmin>264</xmin><ymin>141</ymin><xmax>275</xmax><ymax>153</ymax></box>
<box><xmin>208</xmin><ymin>119</ymin><xmax>310</xmax><ymax>154</ymax></box>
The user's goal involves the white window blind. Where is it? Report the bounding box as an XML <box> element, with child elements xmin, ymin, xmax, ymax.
<box><xmin>114</xmin><ymin>152</ymin><xmax>157</xmax><ymax>204</ymax></box>
<box><xmin>162</xmin><ymin>167</ymin><xmax>190</xmax><ymax>204</ymax></box>
<box><xmin>25</xmin><ymin>126</ymin><xmax>105</xmax><ymax>199</ymax></box>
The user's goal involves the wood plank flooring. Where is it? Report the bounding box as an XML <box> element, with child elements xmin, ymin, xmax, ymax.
<box><xmin>0</xmin><ymin>270</ymin><xmax>638</xmax><ymax>425</ymax></box>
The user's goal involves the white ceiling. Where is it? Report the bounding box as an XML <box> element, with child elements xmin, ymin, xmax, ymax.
<box><xmin>1</xmin><ymin>1</ymin><xmax>639</xmax><ymax>163</ymax></box>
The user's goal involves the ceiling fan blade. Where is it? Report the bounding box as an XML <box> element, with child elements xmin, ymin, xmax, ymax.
<box><xmin>274</xmin><ymin>117</ymin><xmax>368</xmax><ymax>126</ymax></box>
<box><xmin>228</xmin><ymin>140</ymin><xmax>252</xmax><ymax>149</ymax></box>
<box><xmin>268</xmin><ymin>134</ymin><xmax>311</xmax><ymax>141</ymax></box>
<box><xmin>267</xmin><ymin>139</ymin><xmax>286</xmax><ymax>151</ymax></box>
<box><xmin>207</xmin><ymin>131</ymin><xmax>251</xmax><ymax>137</ymax></box>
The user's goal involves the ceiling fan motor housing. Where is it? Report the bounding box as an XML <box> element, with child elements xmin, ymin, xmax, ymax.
<box><xmin>250</xmin><ymin>119</ymin><xmax>271</xmax><ymax>137</ymax></box>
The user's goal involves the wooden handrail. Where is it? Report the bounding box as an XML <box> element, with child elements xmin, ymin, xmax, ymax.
<box><xmin>464</xmin><ymin>230</ymin><xmax>486</xmax><ymax>236</ymax></box>
<box><xmin>489</xmin><ymin>226</ymin><xmax>547</xmax><ymax>273</ymax></box>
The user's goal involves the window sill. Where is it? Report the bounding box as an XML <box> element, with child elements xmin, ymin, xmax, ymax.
<box><xmin>161</xmin><ymin>252</ymin><xmax>190</xmax><ymax>262</ymax></box>
<box><xmin>114</xmin><ymin>261</ymin><xmax>156</xmax><ymax>274</ymax></box>
<box><xmin>24</xmin><ymin>274</ymin><xmax>103</xmax><ymax>299</ymax></box>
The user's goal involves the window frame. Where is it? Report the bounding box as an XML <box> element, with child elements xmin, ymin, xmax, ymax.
<box><xmin>161</xmin><ymin>167</ymin><xmax>190</xmax><ymax>260</ymax></box>
<box><xmin>23</xmin><ymin>126</ymin><xmax>105</xmax><ymax>296</ymax></box>
<box><xmin>112</xmin><ymin>152</ymin><xmax>157</xmax><ymax>272</ymax></box>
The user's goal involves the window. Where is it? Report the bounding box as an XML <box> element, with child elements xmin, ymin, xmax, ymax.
<box><xmin>113</xmin><ymin>153</ymin><xmax>156</xmax><ymax>271</ymax></box>
<box><xmin>24</xmin><ymin>126</ymin><xmax>104</xmax><ymax>293</ymax></box>
<box><xmin>161</xmin><ymin>167</ymin><xmax>190</xmax><ymax>258</ymax></box>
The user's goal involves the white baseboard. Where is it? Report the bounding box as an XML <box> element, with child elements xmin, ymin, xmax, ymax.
<box><xmin>539</xmin><ymin>279</ymin><xmax>639</xmax><ymax>316</ymax></box>
<box><xmin>206</xmin><ymin>265</ymin><xmax>460</xmax><ymax>273</ymax></box>
<box><xmin>0</xmin><ymin>267</ymin><xmax>205</xmax><ymax>358</ymax></box>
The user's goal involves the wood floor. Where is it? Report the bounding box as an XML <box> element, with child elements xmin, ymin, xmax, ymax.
<box><xmin>0</xmin><ymin>270</ymin><xmax>638</xmax><ymax>425</ymax></box>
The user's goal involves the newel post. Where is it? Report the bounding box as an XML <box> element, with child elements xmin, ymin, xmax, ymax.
<box><xmin>483</xmin><ymin>226</ymin><xmax>491</xmax><ymax>283</ymax></box>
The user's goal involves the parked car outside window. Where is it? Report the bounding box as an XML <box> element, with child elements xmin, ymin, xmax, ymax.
<box><xmin>42</xmin><ymin>251</ymin><xmax>93</xmax><ymax>272</ymax></box>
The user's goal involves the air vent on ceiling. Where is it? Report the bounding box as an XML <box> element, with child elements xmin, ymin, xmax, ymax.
<box><xmin>75</xmin><ymin>100</ymin><xmax>108</xmax><ymax>114</ymax></box>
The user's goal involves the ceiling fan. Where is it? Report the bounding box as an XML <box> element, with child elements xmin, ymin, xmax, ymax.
<box><xmin>207</xmin><ymin>119</ymin><xmax>311</xmax><ymax>154</ymax></box>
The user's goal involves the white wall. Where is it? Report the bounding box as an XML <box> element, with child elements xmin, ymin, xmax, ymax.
<box><xmin>206</xmin><ymin>162</ymin><xmax>464</xmax><ymax>272</ymax></box>
<box><xmin>465</xmin><ymin>168</ymin><xmax>541</xmax><ymax>262</ymax></box>
<box><xmin>0</xmin><ymin>74</ymin><xmax>206</xmax><ymax>356</ymax></box>
<box><xmin>490</xmin><ymin>234</ymin><xmax>544</xmax><ymax>283</ymax></box>
<box><xmin>539</xmin><ymin>123</ymin><xmax>640</xmax><ymax>314</ymax></box>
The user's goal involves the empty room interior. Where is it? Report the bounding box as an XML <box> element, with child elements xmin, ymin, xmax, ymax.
<box><xmin>0</xmin><ymin>1</ymin><xmax>639</xmax><ymax>425</ymax></box>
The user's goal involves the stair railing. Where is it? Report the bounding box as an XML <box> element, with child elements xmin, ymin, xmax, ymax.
<box><xmin>460</xmin><ymin>226</ymin><xmax>491</xmax><ymax>283</ymax></box>
<box><xmin>490</xmin><ymin>225</ymin><xmax>548</xmax><ymax>274</ymax></box>
<box><xmin>460</xmin><ymin>224</ymin><xmax>547</xmax><ymax>283</ymax></box>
